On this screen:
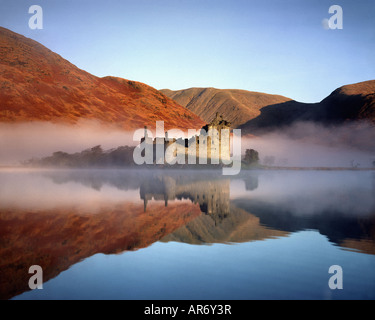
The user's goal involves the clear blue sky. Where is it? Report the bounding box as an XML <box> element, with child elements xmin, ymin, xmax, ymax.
<box><xmin>1</xmin><ymin>0</ymin><xmax>374</xmax><ymax>102</ymax></box>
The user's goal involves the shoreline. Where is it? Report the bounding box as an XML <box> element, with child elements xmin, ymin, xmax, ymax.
<box><xmin>1</xmin><ymin>165</ymin><xmax>374</xmax><ymax>172</ymax></box>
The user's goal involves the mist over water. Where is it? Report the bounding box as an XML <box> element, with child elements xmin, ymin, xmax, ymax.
<box><xmin>1</xmin><ymin>168</ymin><xmax>374</xmax><ymax>217</ymax></box>
<box><xmin>232</xmin><ymin>170</ymin><xmax>375</xmax><ymax>216</ymax></box>
<box><xmin>0</xmin><ymin>169</ymin><xmax>141</xmax><ymax>211</ymax></box>
<box><xmin>0</xmin><ymin>120</ymin><xmax>374</xmax><ymax>168</ymax></box>
<box><xmin>243</xmin><ymin>121</ymin><xmax>375</xmax><ymax>168</ymax></box>
<box><xmin>1</xmin><ymin>168</ymin><xmax>375</xmax><ymax>300</ymax></box>
<box><xmin>0</xmin><ymin>121</ymin><xmax>136</xmax><ymax>165</ymax></box>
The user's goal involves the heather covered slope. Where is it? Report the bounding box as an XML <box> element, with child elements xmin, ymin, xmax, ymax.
<box><xmin>161</xmin><ymin>87</ymin><xmax>291</xmax><ymax>128</ymax></box>
<box><xmin>0</xmin><ymin>27</ymin><xmax>205</xmax><ymax>130</ymax></box>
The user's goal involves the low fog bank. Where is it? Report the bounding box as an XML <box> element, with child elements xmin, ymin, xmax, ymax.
<box><xmin>232</xmin><ymin>170</ymin><xmax>375</xmax><ymax>216</ymax></box>
<box><xmin>244</xmin><ymin>121</ymin><xmax>375</xmax><ymax>168</ymax></box>
<box><xmin>1</xmin><ymin>120</ymin><xmax>375</xmax><ymax>168</ymax></box>
<box><xmin>0</xmin><ymin>170</ymin><xmax>142</xmax><ymax>211</ymax></box>
<box><xmin>0</xmin><ymin>121</ymin><xmax>137</xmax><ymax>166</ymax></box>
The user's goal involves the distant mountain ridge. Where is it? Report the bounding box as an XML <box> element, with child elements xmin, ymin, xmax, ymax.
<box><xmin>162</xmin><ymin>80</ymin><xmax>375</xmax><ymax>133</ymax></box>
<box><xmin>239</xmin><ymin>80</ymin><xmax>375</xmax><ymax>134</ymax></box>
<box><xmin>0</xmin><ymin>27</ymin><xmax>205</xmax><ymax>130</ymax></box>
<box><xmin>2</xmin><ymin>26</ymin><xmax>373</xmax><ymax>135</ymax></box>
<box><xmin>161</xmin><ymin>87</ymin><xmax>291</xmax><ymax>128</ymax></box>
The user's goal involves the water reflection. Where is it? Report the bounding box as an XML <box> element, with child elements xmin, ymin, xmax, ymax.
<box><xmin>141</xmin><ymin>175</ymin><xmax>230</xmax><ymax>222</ymax></box>
<box><xmin>0</xmin><ymin>169</ymin><xmax>375</xmax><ymax>300</ymax></box>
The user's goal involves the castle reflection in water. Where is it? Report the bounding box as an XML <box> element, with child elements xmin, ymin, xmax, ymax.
<box><xmin>140</xmin><ymin>173</ymin><xmax>259</xmax><ymax>223</ymax></box>
<box><xmin>1</xmin><ymin>169</ymin><xmax>375</xmax><ymax>300</ymax></box>
<box><xmin>140</xmin><ymin>175</ymin><xmax>231</xmax><ymax>222</ymax></box>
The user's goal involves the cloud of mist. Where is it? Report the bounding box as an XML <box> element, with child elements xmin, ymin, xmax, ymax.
<box><xmin>1</xmin><ymin>120</ymin><xmax>375</xmax><ymax>168</ymax></box>
<box><xmin>0</xmin><ymin>170</ymin><xmax>199</xmax><ymax>212</ymax></box>
<box><xmin>243</xmin><ymin>121</ymin><xmax>375</xmax><ymax>168</ymax></box>
<box><xmin>0</xmin><ymin>120</ymin><xmax>137</xmax><ymax>165</ymax></box>
<box><xmin>0</xmin><ymin>170</ymin><xmax>141</xmax><ymax>211</ymax></box>
<box><xmin>231</xmin><ymin>170</ymin><xmax>375</xmax><ymax>216</ymax></box>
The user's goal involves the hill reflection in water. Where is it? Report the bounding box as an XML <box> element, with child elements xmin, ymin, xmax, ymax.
<box><xmin>1</xmin><ymin>168</ymin><xmax>374</xmax><ymax>299</ymax></box>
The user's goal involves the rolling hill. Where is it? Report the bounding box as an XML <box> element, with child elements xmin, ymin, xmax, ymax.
<box><xmin>162</xmin><ymin>81</ymin><xmax>375</xmax><ymax>134</ymax></box>
<box><xmin>238</xmin><ymin>80</ymin><xmax>375</xmax><ymax>134</ymax></box>
<box><xmin>1</xmin><ymin>26</ymin><xmax>373</xmax><ymax>137</ymax></box>
<box><xmin>0</xmin><ymin>27</ymin><xmax>205</xmax><ymax>131</ymax></box>
<box><xmin>161</xmin><ymin>87</ymin><xmax>292</xmax><ymax>128</ymax></box>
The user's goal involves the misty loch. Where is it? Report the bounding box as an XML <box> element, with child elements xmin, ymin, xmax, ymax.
<box><xmin>0</xmin><ymin>168</ymin><xmax>374</xmax><ymax>300</ymax></box>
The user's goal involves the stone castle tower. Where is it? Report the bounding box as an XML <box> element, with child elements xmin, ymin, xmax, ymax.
<box><xmin>141</xmin><ymin>113</ymin><xmax>231</xmax><ymax>164</ymax></box>
<box><xmin>199</xmin><ymin>112</ymin><xmax>231</xmax><ymax>163</ymax></box>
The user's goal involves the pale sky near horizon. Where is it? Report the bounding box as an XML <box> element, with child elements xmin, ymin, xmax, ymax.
<box><xmin>0</xmin><ymin>0</ymin><xmax>374</xmax><ymax>102</ymax></box>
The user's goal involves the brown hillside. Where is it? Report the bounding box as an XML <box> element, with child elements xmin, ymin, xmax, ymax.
<box><xmin>161</xmin><ymin>87</ymin><xmax>291</xmax><ymax>128</ymax></box>
<box><xmin>239</xmin><ymin>80</ymin><xmax>375</xmax><ymax>134</ymax></box>
<box><xmin>0</xmin><ymin>27</ymin><xmax>205</xmax><ymax>131</ymax></box>
<box><xmin>320</xmin><ymin>80</ymin><xmax>375</xmax><ymax>122</ymax></box>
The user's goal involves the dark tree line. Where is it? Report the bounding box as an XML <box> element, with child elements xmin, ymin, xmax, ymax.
<box><xmin>24</xmin><ymin>145</ymin><xmax>136</xmax><ymax>167</ymax></box>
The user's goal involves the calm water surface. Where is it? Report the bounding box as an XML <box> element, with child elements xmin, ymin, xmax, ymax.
<box><xmin>1</xmin><ymin>168</ymin><xmax>374</xmax><ymax>300</ymax></box>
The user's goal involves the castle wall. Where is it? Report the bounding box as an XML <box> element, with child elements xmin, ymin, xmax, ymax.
<box><xmin>142</xmin><ymin>114</ymin><xmax>231</xmax><ymax>165</ymax></box>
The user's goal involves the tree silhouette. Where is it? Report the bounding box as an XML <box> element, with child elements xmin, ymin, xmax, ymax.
<box><xmin>244</xmin><ymin>149</ymin><xmax>259</xmax><ymax>165</ymax></box>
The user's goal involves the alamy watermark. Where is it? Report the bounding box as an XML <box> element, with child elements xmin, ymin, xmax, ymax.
<box><xmin>132</xmin><ymin>121</ymin><xmax>242</xmax><ymax>175</ymax></box>
<box><xmin>328</xmin><ymin>265</ymin><xmax>343</xmax><ymax>290</ymax></box>
<box><xmin>28</xmin><ymin>5</ymin><xmax>43</xmax><ymax>30</ymax></box>
<box><xmin>323</xmin><ymin>5</ymin><xmax>343</xmax><ymax>30</ymax></box>
<box><xmin>28</xmin><ymin>265</ymin><xmax>43</xmax><ymax>290</ymax></box>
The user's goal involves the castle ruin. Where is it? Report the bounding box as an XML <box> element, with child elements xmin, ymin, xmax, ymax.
<box><xmin>141</xmin><ymin>112</ymin><xmax>231</xmax><ymax>165</ymax></box>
